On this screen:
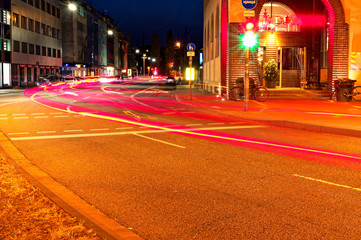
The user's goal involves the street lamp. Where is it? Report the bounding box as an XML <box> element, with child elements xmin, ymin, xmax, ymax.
<box><xmin>107</xmin><ymin>29</ymin><xmax>114</xmax><ymax>36</ymax></box>
<box><xmin>176</xmin><ymin>42</ymin><xmax>181</xmax><ymax>49</ymax></box>
<box><xmin>141</xmin><ymin>54</ymin><xmax>147</xmax><ymax>76</ymax></box>
<box><xmin>68</xmin><ymin>3</ymin><xmax>77</xmax><ymax>11</ymax></box>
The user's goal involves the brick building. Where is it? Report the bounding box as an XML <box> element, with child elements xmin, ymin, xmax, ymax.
<box><xmin>203</xmin><ymin>0</ymin><xmax>361</xmax><ymax>97</ymax></box>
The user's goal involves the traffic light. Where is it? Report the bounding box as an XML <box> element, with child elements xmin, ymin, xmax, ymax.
<box><xmin>240</xmin><ymin>20</ymin><xmax>258</xmax><ymax>49</ymax></box>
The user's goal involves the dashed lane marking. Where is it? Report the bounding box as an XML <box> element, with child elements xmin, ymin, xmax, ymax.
<box><xmin>35</xmin><ymin>116</ymin><xmax>49</xmax><ymax>119</ymax></box>
<box><xmin>293</xmin><ymin>174</ymin><xmax>361</xmax><ymax>192</ymax></box>
<box><xmin>90</xmin><ymin>128</ymin><xmax>109</xmax><ymax>131</ymax></box>
<box><xmin>31</xmin><ymin>113</ymin><xmax>45</xmax><ymax>115</ymax></box>
<box><xmin>13</xmin><ymin>113</ymin><xmax>26</xmax><ymax>116</ymax></box>
<box><xmin>63</xmin><ymin>130</ymin><xmax>83</xmax><ymax>133</ymax></box>
<box><xmin>54</xmin><ymin>115</ymin><xmax>70</xmax><ymax>118</ymax></box>
<box><xmin>14</xmin><ymin>117</ymin><xmax>29</xmax><ymax>120</ymax></box>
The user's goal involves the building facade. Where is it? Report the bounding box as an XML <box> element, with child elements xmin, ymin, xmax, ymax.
<box><xmin>204</xmin><ymin>0</ymin><xmax>361</xmax><ymax>97</ymax></box>
<box><xmin>10</xmin><ymin>0</ymin><xmax>62</xmax><ymax>88</ymax></box>
<box><xmin>61</xmin><ymin>0</ymin><xmax>128</xmax><ymax>78</ymax></box>
<box><xmin>0</xmin><ymin>0</ymin><xmax>11</xmax><ymax>88</ymax></box>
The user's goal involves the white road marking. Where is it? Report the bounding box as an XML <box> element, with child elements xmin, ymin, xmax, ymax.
<box><xmin>0</xmin><ymin>118</ymin><xmax>8</xmax><ymax>120</ymax></box>
<box><xmin>10</xmin><ymin>125</ymin><xmax>265</xmax><ymax>141</ymax></box>
<box><xmin>54</xmin><ymin>115</ymin><xmax>69</xmax><ymax>118</ymax></box>
<box><xmin>14</xmin><ymin>117</ymin><xmax>29</xmax><ymax>120</ymax></box>
<box><xmin>90</xmin><ymin>128</ymin><xmax>109</xmax><ymax>131</ymax></box>
<box><xmin>116</xmin><ymin>127</ymin><xmax>134</xmax><ymax>130</ymax></box>
<box><xmin>293</xmin><ymin>174</ymin><xmax>361</xmax><ymax>192</ymax></box>
<box><xmin>64</xmin><ymin>130</ymin><xmax>83</xmax><ymax>133</ymax></box>
<box><xmin>31</xmin><ymin>113</ymin><xmax>45</xmax><ymax>116</ymax></box>
<box><xmin>13</xmin><ymin>113</ymin><xmax>26</xmax><ymax>116</ymax></box>
<box><xmin>8</xmin><ymin>132</ymin><xmax>30</xmax><ymax>135</ymax></box>
<box><xmin>0</xmin><ymin>114</ymin><xmax>8</xmax><ymax>116</ymax></box>
<box><xmin>35</xmin><ymin>116</ymin><xmax>49</xmax><ymax>119</ymax></box>
<box><xmin>37</xmin><ymin>131</ymin><xmax>57</xmax><ymax>134</ymax></box>
<box><xmin>133</xmin><ymin>133</ymin><xmax>185</xmax><ymax>149</ymax></box>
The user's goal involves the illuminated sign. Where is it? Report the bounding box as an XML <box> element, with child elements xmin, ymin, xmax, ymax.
<box><xmin>242</xmin><ymin>0</ymin><xmax>257</xmax><ymax>10</ymax></box>
<box><xmin>186</xmin><ymin>68</ymin><xmax>195</xmax><ymax>81</ymax></box>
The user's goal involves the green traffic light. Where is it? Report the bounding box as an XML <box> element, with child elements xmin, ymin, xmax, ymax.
<box><xmin>241</xmin><ymin>31</ymin><xmax>258</xmax><ymax>49</ymax></box>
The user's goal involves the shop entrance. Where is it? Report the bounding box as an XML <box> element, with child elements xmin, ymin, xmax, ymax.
<box><xmin>277</xmin><ymin>47</ymin><xmax>305</xmax><ymax>88</ymax></box>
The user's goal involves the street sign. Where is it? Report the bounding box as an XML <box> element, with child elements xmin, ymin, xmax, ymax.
<box><xmin>242</xmin><ymin>0</ymin><xmax>257</xmax><ymax>10</ymax></box>
<box><xmin>187</xmin><ymin>43</ymin><xmax>196</xmax><ymax>52</ymax></box>
<box><xmin>244</xmin><ymin>10</ymin><xmax>255</xmax><ymax>17</ymax></box>
<box><xmin>187</xmin><ymin>51</ymin><xmax>195</xmax><ymax>57</ymax></box>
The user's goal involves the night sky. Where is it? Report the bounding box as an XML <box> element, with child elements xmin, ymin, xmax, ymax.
<box><xmin>90</xmin><ymin>0</ymin><xmax>203</xmax><ymax>48</ymax></box>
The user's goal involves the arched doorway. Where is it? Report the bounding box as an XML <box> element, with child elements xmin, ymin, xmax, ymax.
<box><xmin>254</xmin><ymin>0</ymin><xmax>349</xmax><ymax>92</ymax></box>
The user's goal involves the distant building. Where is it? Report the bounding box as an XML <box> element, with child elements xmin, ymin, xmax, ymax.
<box><xmin>8</xmin><ymin>0</ymin><xmax>62</xmax><ymax>88</ymax></box>
<box><xmin>61</xmin><ymin>0</ymin><xmax>128</xmax><ymax>78</ymax></box>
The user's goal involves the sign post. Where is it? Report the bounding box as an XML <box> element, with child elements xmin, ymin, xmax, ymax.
<box><xmin>187</xmin><ymin>43</ymin><xmax>196</xmax><ymax>100</ymax></box>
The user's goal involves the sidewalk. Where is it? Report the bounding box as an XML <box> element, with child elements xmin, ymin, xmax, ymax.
<box><xmin>175</xmin><ymin>85</ymin><xmax>361</xmax><ymax>138</ymax></box>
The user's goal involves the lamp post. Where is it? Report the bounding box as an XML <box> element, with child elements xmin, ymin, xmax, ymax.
<box><xmin>141</xmin><ymin>54</ymin><xmax>147</xmax><ymax>76</ymax></box>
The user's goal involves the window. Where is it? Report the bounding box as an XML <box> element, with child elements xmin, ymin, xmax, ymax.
<box><xmin>28</xmin><ymin>19</ymin><xmax>34</xmax><ymax>31</ymax></box>
<box><xmin>28</xmin><ymin>0</ymin><xmax>34</xmax><ymax>6</ymax></box>
<box><xmin>13</xmin><ymin>13</ymin><xmax>20</xmax><ymax>27</ymax></box>
<box><xmin>22</xmin><ymin>42</ymin><xmax>28</xmax><ymax>54</ymax></box>
<box><xmin>57</xmin><ymin>29</ymin><xmax>60</xmax><ymax>39</ymax></box>
<box><xmin>47</xmin><ymin>3</ymin><xmax>51</xmax><ymax>14</ymax></box>
<box><xmin>57</xmin><ymin>49</ymin><xmax>61</xmax><ymax>58</ymax></box>
<box><xmin>35</xmin><ymin>0</ymin><xmax>40</xmax><ymax>8</ymax></box>
<box><xmin>52</xmin><ymin>27</ymin><xmax>56</xmax><ymax>38</ymax></box>
<box><xmin>36</xmin><ymin>45</ymin><xmax>40</xmax><ymax>55</ymax></box>
<box><xmin>21</xmin><ymin>16</ymin><xmax>27</xmax><ymax>29</ymax></box>
<box><xmin>35</xmin><ymin>21</ymin><xmax>40</xmax><ymax>33</ymax></box>
<box><xmin>56</xmin><ymin>8</ymin><xmax>60</xmax><ymax>18</ymax></box>
<box><xmin>41</xmin><ymin>23</ymin><xmax>45</xmax><ymax>35</ymax></box>
<box><xmin>53</xmin><ymin>48</ymin><xmax>56</xmax><ymax>57</ymax></box>
<box><xmin>21</xmin><ymin>0</ymin><xmax>27</xmax><ymax>2</ymax></box>
<box><xmin>41</xmin><ymin>0</ymin><xmax>45</xmax><ymax>11</ymax></box>
<box><xmin>52</xmin><ymin>5</ymin><xmax>56</xmax><ymax>16</ymax></box>
<box><xmin>13</xmin><ymin>40</ymin><xmax>20</xmax><ymax>52</ymax></box>
<box><xmin>29</xmin><ymin>44</ymin><xmax>34</xmax><ymax>54</ymax></box>
<box><xmin>42</xmin><ymin>46</ymin><xmax>46</xmax><ymax>56</ymax></box>
<box><xmin>47</xmin><ymin>47</ymin><xmax>51</xmax><ymax>57</ymax></box>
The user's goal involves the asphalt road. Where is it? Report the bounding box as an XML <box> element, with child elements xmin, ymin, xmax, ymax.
<box><xmin>1</xmin><ymin>80</ymin><xmax>361</xmax><ymax>239</ymax></box>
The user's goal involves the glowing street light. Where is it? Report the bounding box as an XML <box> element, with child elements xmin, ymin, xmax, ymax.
<box><xmin>135</xmin><ymin>49</ymin><xmax>140</xmax><ymax>54</ymax></box>
<box><xmin>107</xmin><ymin>29</ymin><xmax>114</xmax><ymax>35</ymax></box>
<box><xmin>68</xmin><ymin>3</ymin><xmax>77</xmax><ymax>11</ymax></box>
<box><xmin>176</xmin><ymin>42</ymin><xmax>181</xmax><ymax>48</ymax></box>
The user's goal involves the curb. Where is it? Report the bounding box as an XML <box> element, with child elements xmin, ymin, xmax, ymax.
<box><xmin>175</xmin><ymin>88</ymin><xmax>361</xmax><ymax>139</ymax></box>
<box><xmin>0</xmin><ymin>132</ymin><xmax>143</xmax><ymax>240</ymax></box>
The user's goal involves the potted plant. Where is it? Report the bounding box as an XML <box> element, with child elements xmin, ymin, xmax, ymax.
<box><xmin>264</xmin><ymin>59</ymin><xmax>278</xmax><ymax>88</ymax></box>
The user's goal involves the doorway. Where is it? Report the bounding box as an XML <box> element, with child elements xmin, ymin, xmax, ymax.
<box><xmin>277</xmin><ymin>47</ymin><xmax>305</xmax><ymax>88</ymax></box>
